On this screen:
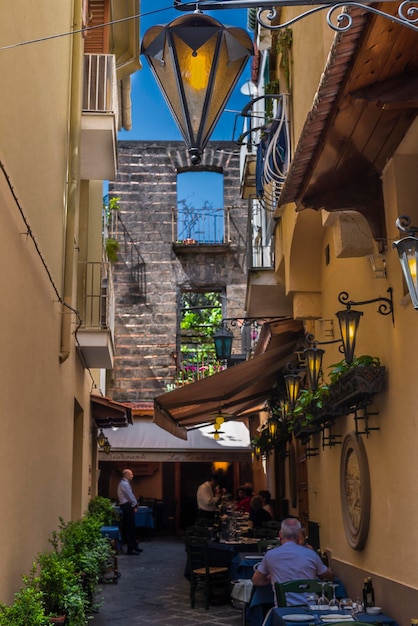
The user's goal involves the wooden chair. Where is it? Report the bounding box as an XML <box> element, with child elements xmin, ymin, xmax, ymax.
<box><xmin>253</xmin><ymin>527</ymin><xmax>278</xmax><ymax>540</ymax></box>
<box><xmin>262</xmin><ymin>520</ymin><xmax>281</xmax><ymax>531</ymax></box>
<box><xmin>184</xmin><ymin>536</ymin><xmax>229</xmax><ymax>609</ymax></box>
<box><xmin>257</xmin><ymin>538</ymin><xmax>280</xmax><ymax>553</ymax></box>
<box><xmin>274</xmin><ymin>579</ymin><xmax>331</xmax><ymax>607</ymax></box>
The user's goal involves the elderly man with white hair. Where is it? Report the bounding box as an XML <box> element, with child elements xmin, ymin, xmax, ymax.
<box><xmin>252</xmin><ymin>517</ymin><xmax>333</xmax><ymax>605</ymax></box>
<box><xmin>117</xmin><ymin>469</ymin><xmax>142</xmax><ymax>555</ymax></box>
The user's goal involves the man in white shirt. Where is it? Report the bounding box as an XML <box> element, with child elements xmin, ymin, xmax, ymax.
<box><xmin>196</xmin><ymin>475</ymin><xmax>220</xmax><ymax>521</ymax></box>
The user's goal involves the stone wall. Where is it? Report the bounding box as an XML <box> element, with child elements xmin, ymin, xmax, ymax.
<box><xmin>107</xmin><ymin>140</ymin><xmax>249</xmax><ymax>403</ymax></box>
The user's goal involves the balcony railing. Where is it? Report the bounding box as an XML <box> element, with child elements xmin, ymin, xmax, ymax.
<box><xmin>77</xmin><ymin>261</ymin><xmax>115</xmax><ymax>336</ymax></box>
<box><xmin>83</xmin><ymin>54</ymin><xmax>119</xmax><ymax>120</ymax></box>
<box><xmin>172</xmin><ymin>206</ymin><xmax>231</xmax><ymax>244</ymax></box>
<box><xmin>106</xmin><ymin>208</ymin><xmax>146</xmax><ymax>301</ymax></box>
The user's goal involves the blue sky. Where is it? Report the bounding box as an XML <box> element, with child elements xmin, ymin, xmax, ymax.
<box><xmin>118</xmin><ymin>1</ymin><xmax>253</xmax><ymax>142</ymax></box>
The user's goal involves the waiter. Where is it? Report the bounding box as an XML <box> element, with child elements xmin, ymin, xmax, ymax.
<box><xmin>117</xmin><ymin>469</ymin><xmax>142</xmax><ymax>555</ymax></box>
<box><xmin>196</xmin><ymin>474</ymin><xmax>221</xmax><ymax>521</ymax></box>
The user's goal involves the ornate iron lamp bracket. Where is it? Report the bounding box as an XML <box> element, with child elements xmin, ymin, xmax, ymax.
<box><xmin>174</xmin><ymin>1</ymin><xmax>418</xmax><ymax>34</ymax></box>
<box><xmin>337</xmin><ymin>288</ymin><xmax>394</xmax><ymax>326</ymax></box>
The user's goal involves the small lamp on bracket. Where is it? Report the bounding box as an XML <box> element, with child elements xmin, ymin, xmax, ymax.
<box><xmin>393</xmin><ymin>215</ymin><xmax>418</xmax><ymax>309</ymax></box>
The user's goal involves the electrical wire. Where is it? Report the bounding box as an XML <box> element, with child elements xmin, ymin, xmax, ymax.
<box><xmin>0</xmin><ymin>6</ymin><xmax>172</xmax><ymax>52</ymax></box>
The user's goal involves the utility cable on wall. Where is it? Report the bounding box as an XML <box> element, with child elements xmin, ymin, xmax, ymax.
<box><xmin>0</xmin><ymin>160</ymin><xmax>98</xmax><ymax>386</ymax></box>
<box><xmin>0</xmin><ymin>6</ymin><xmax>172</xmax><ymax>52</ymax></box>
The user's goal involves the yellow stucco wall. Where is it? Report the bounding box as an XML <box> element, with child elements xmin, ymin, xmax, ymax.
<box><xmin>0</xmin><ymin>1</ymin><xmax>98</xmax><ymax>602</ymax></box>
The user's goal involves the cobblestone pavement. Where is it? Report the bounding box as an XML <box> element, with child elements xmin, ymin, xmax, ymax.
<box><xmin>91</xmin><ymin>537</ymin><xmax>243</xmax><ymax>626</ymax></box>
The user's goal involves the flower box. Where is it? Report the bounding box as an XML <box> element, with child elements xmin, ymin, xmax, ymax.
<box><xmin>328</xmin><ymin>366</ymin><xmax>386</xmax><ymax>410</ymax></box>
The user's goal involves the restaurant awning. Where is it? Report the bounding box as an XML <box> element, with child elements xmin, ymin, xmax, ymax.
<box><xmin>154</xmin><ymin>319</ymin><xmax>304</xmax><ymax>439</ymax></box>
<box><xmin>98</xmin><ymin>420</ymin><xmax>251</xmax><ymax>462</ymax></box>
<box><xmin>91</xmin><ymin>394</ymin><xmax>133</xmax><ymax>429</ymax></box>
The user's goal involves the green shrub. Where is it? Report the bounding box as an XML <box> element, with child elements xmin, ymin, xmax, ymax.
<box><xmin>37</xmin><ymin>551</ymin><xmax>86</xmax><ymax>626</ymax></box>
<box><xmin>0</xmin><ymin>567</ymin><xmax>49</xmax><ymax>626</ymax></box>
<box><xmin>51</xmin><ymin>516</ymin><xmax>113</xmax><ymax>613</ymax></box>
<box><xmin>87</xmin><ymin>496</ymin><xmax>119</xmax><ymax>526</ymax></box>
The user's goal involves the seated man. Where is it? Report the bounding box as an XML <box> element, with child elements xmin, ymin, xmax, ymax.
<box><xmin>252</xmin><ymin>517</ymin><xmax>333</xmax><ymax>606</ymax></box>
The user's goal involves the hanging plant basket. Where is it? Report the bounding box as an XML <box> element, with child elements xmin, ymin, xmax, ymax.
<box><xmin>328</xmin><ymin>366</ymin><xmax>386</xmax><ymax>410</ymax></box>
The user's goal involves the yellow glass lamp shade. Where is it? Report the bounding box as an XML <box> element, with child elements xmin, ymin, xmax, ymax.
<box><xmin>336</xmin><ymin>308</ymin><xmax>363</xmax><ymax>364</ymax></box>
<box><xmin>393</xmin><ymin>235</ymin><xmax>418</xmax><ymax>309</ymax></box>
<box><xmin>141</xmin><ymin>13</ymin><xmax>253</xmax><ymax>165</ymax></box>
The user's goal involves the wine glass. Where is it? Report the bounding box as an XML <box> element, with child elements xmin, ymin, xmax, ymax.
<box><xmin>318</xmin><ymin>582</ymin><xmax>330</xmax><ymax>609</ymax></box>
<box><xmin>328</xmin><ymin>582</ymin><xmax>340</xmax><ymax>610</ymax></box>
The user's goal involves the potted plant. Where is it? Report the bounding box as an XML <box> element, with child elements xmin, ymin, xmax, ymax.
<box><xmin>288</xmin><ymin>384</ymin><xmax>331</xmax><ymax>437</ymax></box>
<box><xmin>0</xmin><ymin>567</ymin><xmax>50</xmax><ymax>626</ymax></box>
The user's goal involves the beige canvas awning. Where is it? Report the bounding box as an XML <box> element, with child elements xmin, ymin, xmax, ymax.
<box><xmin>154</xmin><ymin>319</ymin><xmax>304</xmax><ymax>439</ymax></box>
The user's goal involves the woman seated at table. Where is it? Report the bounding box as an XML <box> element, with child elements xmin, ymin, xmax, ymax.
<box><xmin>248</xmin><ymin>495</ymin><xmax>272</xmax><ymax>534</ymax></box>
<box><xmin>259</xmin><ymin>489</ymin><xmax>275</xmax><ymax>519</ymax></box>
<box><xmin>235</xmin><ymin>486</ymin><xmax>253</xmax><ymax>514</ymax></box>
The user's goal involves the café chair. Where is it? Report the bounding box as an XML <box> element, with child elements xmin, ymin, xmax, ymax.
<box><xmin>258</xmin><ymin>539</ymin><xmax>280</xmax><ymax>553</ymax></box>
<box><xmin>274</xmin><ymin>579</ymin><xmax>331</xmax><ymax>607</ymax></box>
<box><xmin>254</xmin><ymin>528</ymin><xmax>279</xmax><ymax>540</ymax></box>
<box><xmin>262</xmin><ymin>520</ymin><xmax>281</xmax><ymax>531</ymax></box>
<box><xmin>185</xmin><ymin>525</ymin><xmax>211</xmax><ymax>538</ymax></box>
<box><xmin>184</xmin><ymin>536</ymin><xmax>229</xmax><ymax>610</ymax></box>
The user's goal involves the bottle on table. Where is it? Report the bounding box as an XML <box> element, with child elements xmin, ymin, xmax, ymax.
<box><xmin>362</xmin><ymin>577</ymin><xmax>375</xmax><ymax>608</ymax></box>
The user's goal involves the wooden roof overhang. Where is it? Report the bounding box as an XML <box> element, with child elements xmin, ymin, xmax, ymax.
<box><xmin>278</xmin><ymin>3</ymin><xmax>418</xmax><ymax>250</ymax></box>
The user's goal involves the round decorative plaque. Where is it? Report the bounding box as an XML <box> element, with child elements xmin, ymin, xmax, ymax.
<box><xmin>340</xmin><ymin>431</ymin><xmax>371</xmax><ymax>550</ymax></box>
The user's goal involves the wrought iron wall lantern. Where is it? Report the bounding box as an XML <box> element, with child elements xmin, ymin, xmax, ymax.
<box><xmin>284</xmin><ymin>366</ymin><xmax>302</xmax><ymax>410</ymax></box>
<box><xmin>97</xmin><ymin>428</ymin><xmax>111</xmax><ymax>454</ymax></box>
<box><xmin>213</xmin><ymin>316</ymin><xmax>278</xmax><ymax>361</ymax></box>
<box><xmin>213</xmin><ymin>325</ymin><xmax>234</xmax><ymax>361</ymax></box>
<box><xmin>174</xmin><ymin>1</ymin><xmax>418</xmax><ymax>35</ymax></box>
<box><xmin>304</xmin><ymin>333</ymin><xmax>344</xmax><ymax>391</ymax></box>
<box><xmin>393</xmin><ymin>215</ymin><xmax>418</xmax><ymax>309</ymax></box>
<box><xmin>141</xmin><ymin>11</ymin><xmax>253</xmax><ymax>165</ymax></box>
<box><xmin>336</xmin><ymin>289</ymin><xmax>394</xmax><ymax>363</ymax></box>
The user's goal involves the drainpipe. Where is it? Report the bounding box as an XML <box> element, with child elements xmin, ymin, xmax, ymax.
<box><xmin>60</xmin><ymin>0</ymin><xmax>84</xmax><ymax>363</ymax></box>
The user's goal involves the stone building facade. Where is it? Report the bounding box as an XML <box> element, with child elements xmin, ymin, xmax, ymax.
<box><xmin>107</xmin><ymin>140</ymin><xmax>249</xmax><ymax>404</ymax></box>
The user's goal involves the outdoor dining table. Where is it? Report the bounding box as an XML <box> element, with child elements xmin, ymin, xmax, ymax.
<box><xmin>244</xmin><ymin>579</ymin><xmax>349</xmax><ymax>626</ymax></box>
<box><xmin>184</xmin><ymin>538</ymin><xmax>260</xmax><ymax>579</ymax></box>
<box><xmin>115</xmin><ymin>505</ymin><xmax>154</xmax><ymax>529</ymax></box>
<box><xmin>134</xmin><ymin>505</ymin><xmax>154</xmax><ymax>529</ymax></box>
<box><xmin>262</xmin><ymin>605</ymin><xmax>399</xmax><ymax>626</ymax></box>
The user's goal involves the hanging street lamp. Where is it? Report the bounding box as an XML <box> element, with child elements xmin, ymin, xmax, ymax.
<box><xmin>141</xmin><ymin>11</ymin><xmax>254</xmax><ymax>165</ymax></box>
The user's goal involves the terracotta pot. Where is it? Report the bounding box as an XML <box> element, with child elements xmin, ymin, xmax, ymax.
<box><xmin>49</xmin><ymin>616</ymin><xmax>66</xmax><ymax>625</ymax></box>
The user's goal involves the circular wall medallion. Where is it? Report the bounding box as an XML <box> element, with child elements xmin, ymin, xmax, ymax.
<box><xmin>340</xmin><ymin>432</ymin><xmax>370</xmax><ymax>550</ymax></box>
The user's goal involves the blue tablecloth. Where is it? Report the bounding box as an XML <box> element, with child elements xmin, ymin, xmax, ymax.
<box><xmin>247</xmin><ymin>580</ymin><xmax>348</xmax><ymax>626</ymax></box>
<box><xmin>135</xmin><ymin>506</ymin><xmax>154</xmax><ymax>529</ymax></box>
<box><xmin>263</xmin><ymin>606</ymin><xmax>398</xmax><ymax>626</ymax></box>
<box><xmin>231</xmin><ymin>552</ymin><xmax>263</xmax><ymax>580</ymax></box>
<box><xmin>100</xmin><ymin>526</ymin><xmax>121</xmax><ymax>541</ymax></box>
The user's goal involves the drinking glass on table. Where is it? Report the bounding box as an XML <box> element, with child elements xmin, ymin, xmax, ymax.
<box><xmin>339</xmin><ymin>598</ymin><xmax>354</xmax><ymax>612</ymax></box>
<box><xmin>306</xmin><ymin>593</ymin><xmax>319</xmax><ymax>610</ymax></box>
